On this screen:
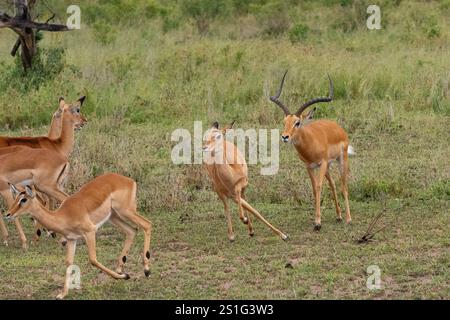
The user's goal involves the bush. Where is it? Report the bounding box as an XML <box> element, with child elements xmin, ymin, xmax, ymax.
<box><xmin>289</xmin><ymin>23</ymin><xmax>309</xmax><ymax>43</ymax></box>
<box><xmin>423</xmin><ymin>15</ymin><xmax>441</xmax><ymax>39</ymax></box>
<box><xmin>0</xmin><ymin>45</ymin><xmax>68</xmax><ymax>93</ymax></box>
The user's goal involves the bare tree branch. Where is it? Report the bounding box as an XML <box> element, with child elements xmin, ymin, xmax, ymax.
<box><xmin>8</xmin><ymin>18</ymin><xmax>69</xmax><ymax>31</ymax></box>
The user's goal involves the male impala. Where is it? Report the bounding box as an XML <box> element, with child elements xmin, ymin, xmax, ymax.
<box><xmin>5</xmin><ymin>173</ymin><xmax>152</xmax><ymax>300</ymax></box>
<box><xmin>270</xmin><ymin>71</ymin><xmax>353</xmax><ymax>230</ymax></box>
<box><xmin>0</xmin><ymin>147</ymin><xmax>69</xmax><ymax>248</ymax></box>
<box><xmin>203</xmin><ymin>121</ymin><xmax>288</xmax><ymax>241</ymax></box>
<box><xmin>0</xmin><ymin>96</ymin><xmax>87</xmax><ymax>157</ymax></box>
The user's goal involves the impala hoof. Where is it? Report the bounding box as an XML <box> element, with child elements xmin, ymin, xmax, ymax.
<box><xmin>51</xmin><ymin>232</ymin><xmax>57</xmax><ymax>238</ymax></box>
<box><xmin>242</xmin><ymin>217</ymin><xmax>248</xmax><ymax>224</ymax></box>
<box><xmin>228</xmin><ymin>236</ymin><xmax>235</xmax><ymax>242</ymax></box>
<box><xmin>281</xmin><ymin>234</ymin><xmax>289</xmax><ymax>241</ymax></box>
<box><xmin>249</xmin><ymin>232</ymin><xmax>254</xmax><ymax>237</ymax></box>
<box><xmin>314</xmin><ymin>224</ymin><xmax>321</xmax><ymax>231</ymax></box>
<box><xmin>346</xmin><ymin>219</ymin><xmax>352</xmax><ymax>225</ymax></box>
<box><xmin>123</xmin><ymin>273</ymin><xmax>130</xmax><ymax>280</ymax></box>
<box><xmin>336</xmin><ymin>217</ymin><xmax>343</xmax><ymax>222</ymax></box>
<box><xmin>144</xmin><ymin>270</ymin><xmax>151</xmax><ymax>277</ymax></box>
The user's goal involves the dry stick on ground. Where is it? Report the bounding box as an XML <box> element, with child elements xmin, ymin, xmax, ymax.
<box><xmin>0</xmin><ymin>0</ymin><xmax>70</xmax><ymax>71</ymax></box>
<box><xmin>357</xmin><ymin>194</ymin><xmax>388</xmax><ymax>243</ymax></box>
<box><xmin>357</xmin><ymin>208</ymin><xmax>386</xmax><ymax>244</ymax></box>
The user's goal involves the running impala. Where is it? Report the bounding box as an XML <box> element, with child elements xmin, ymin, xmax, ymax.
<box><xmin>6</xmin><ymin>173</ymin><xmax>152</xmax><ymax>300</ymax></box>
<box><xmin>203</xmin><ymin>121</ymin><xmax>288</xmax><ymax>241</ymax></box>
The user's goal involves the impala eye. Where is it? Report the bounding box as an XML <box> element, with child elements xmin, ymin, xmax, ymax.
<box><xmin>20</xmin><ymin>198</ymin><xmax>27</xmax><ymax>205</ymax></box>
<box><xmin>294</xmin><ymin>121</ymin><xmax>301</xmax><ymax>128</ymax></box>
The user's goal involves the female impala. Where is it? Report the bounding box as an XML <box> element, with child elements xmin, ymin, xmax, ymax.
<box><xmin>6</xmin><ymin>173</ymin><xmax>152</xmax><ymax>300</ymax></box>
<box><xmin>269</xmin><ymin>71</ymin><xmax>354</xmax><ymax>230</ymax></box>
<box><xmin>0</xmin><ymin>97</ymin><xmax>86</xmax><ymax>244</ymax></box>
<box><xmin>0</xmin><ymin>96</ymin><xmax>87</xmax><ymax>158</ymax></box>
<box><xmin>0</xmin><ymin>147</ymin><xmax>69</xmax><ymax>248</ymax></box>
<box><xmin>203</xmin><ymin>121</ymin><xmax>288</xmax><ymax>241</ymax></box>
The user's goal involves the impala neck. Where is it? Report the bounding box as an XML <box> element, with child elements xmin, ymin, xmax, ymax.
<box><xmin>56</xmin><ymin>112</ymin><xmax>75</xmax><ymax>157</ymax></box>
<box><xmin>28</xmin><ymin>202</ymin><xmax>64</xmax><ymax>235</ymax></box>
<box><xmin>48</xmin><ymin>113</ymin><xmax>62</xmax><ymax>139</ymax></box>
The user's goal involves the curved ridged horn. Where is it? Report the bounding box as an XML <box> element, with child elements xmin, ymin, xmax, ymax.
<box><xmin>295</xmin><ymin>74</ymin><xmax>333</xmax><ymax>116</ymax></box>
<box><xmin>270</xmin><ymin>70</ymin><xmax>291</xmax><ymax>116</ymax></box>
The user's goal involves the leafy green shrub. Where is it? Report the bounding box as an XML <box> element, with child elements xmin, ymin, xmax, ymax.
<box><xmin>0</xmin><ymin>45</ymin><xmax>68</xmax><ymax>93</ymax></box>
<box><xmin>289</xmin><ymin>23</ymin><xmax>309</xmax><ymax>43</ymax></box>
<box><xmin>422</xmin><ymin>15</ymin><xmax>441</xmax><ymax>39</ymax></box>
<box><xmin>351</xmin><ymin>177</ymin><xmax>406</xmax><ymax>201</ymax></box>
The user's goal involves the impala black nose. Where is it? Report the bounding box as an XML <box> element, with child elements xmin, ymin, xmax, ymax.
<box><xmin>281</xmin><ymin>135</ymin><xmax>289</xmax><ymax>142</ymax></box>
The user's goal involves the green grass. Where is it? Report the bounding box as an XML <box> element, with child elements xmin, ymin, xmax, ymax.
<box><xmin>0</xmin><ymin>0</ymin><xmax>449</xmax><ymax>299</ymax></box>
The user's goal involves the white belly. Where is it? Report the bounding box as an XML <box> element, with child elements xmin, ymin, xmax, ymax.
<box><xmin>96</xmin><ymin>212</ymin><xmax>111</xmax><ymax>230</ymax></box>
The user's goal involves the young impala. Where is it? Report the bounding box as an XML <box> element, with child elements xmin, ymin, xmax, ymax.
<box><xmin>5</xmin><ymin>173</ymin><xmax>153</xmax><ymax>300</ymax></box>
<box><xmin>0</xmin><ymin>147</ymin><xmax>69</xmax><ymax>248</ymax></box>
<box><xmin>0</xmin><ymin>96</ymin><xmax>87</xmax><ymax>158</ymax></box>
<box><xmin>203</xmin><ymin>121</ymin><xmax>288</xmax><ymax>241</ymax></box>
<box><xmin>269</xmin><ymin>70</ymin><xmax>354</xmax><ymax>230</ymax></box>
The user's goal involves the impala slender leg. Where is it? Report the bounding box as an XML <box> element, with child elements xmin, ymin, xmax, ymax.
<box><xmin>307</xmin><ymin>167</ymin><xmax>319</xmax><ymax>229</ymax></box>
<box><xmin>118</xmin><ymin>210</ymin><xmax>152</xmax><ymax>277</ymax></box>
<box><xmin>240</xmin><ymin>190</ymin><xmax>253</xmax><ymax>231</ymax></box>
<box><xmin>240</xmin><ymin>198</ymin><xmax>288</xmax><ymax>240</ymax></box>
<box><xmin>236</xmin><ymin>192</ymin><xmax>254</xmax><ymax>237</ymax></box>
<box><xmin>84</xmin><ymin>231</ymin><xmax>129</xmax><ymax>280</ymax></box>
<box><xmin>239</xmin><ymin>188</ymin><xmax>249</xmax><ymax>224</ymax></box>
<box><xmin>4</xmin><ymin>195</ymin><xmax>28</xmax><ymax>249</ymax></box>
<box><xmin>339</xmin><ymin>151</ymin><xmax>352</xmax><ymax>224</ymax></box>
<box><xmin>33</xmin><ymin>192</ymin><xmax>50</xmax><ymax>243</ymax></box>
<box><xmin>14</xmin><ymin>219</ymin><xmax>28</xmax><ymax>249</ymax></box>
<box><xmin>0</xmin><ymin>215</ymin><xmax>9</xmax><ymax>246</ymax></box>
<box><xmin>36</xmin><ymin>186</ymin><xmax>69</xmax><ymax>243</ymax></box>
<box><xmin>313</xmin><ymin>162</ymin><xmax>328</xmax><ymax>231</ymax></box>
<box><xmin>219</xmin><ymin>194</ymin><xmax>234</xmax><ymax>242</ymax></box>
<box><xmin>325</xmin><ymin>170</ymin><xmax>342</xmax><ymax>221</ymax></box>
<box><xmin>57</xmin><ymin>239</ymin><xmax>77</xmax><ymax>300</ymax></box>
<box><xmin>109</xmin><ymin>214</ymin><xmax>136</xmax><ymax>274</ymax></box>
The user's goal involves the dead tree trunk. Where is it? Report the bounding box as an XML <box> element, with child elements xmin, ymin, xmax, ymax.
<box><xmin>0</xmin><ymin>0</ymin><xmax>70</xmax><ymax>72</ymax></box>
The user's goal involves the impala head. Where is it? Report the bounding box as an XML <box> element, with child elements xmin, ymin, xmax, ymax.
<box><xmin>270</xmin><ymin>70</ymin><xmax>333</xmax><ymax>143</ymax></box>
<box><xmin>58</xmin><ymin>96</ymin><xmax>87</xmax><ymax>130</ymax></box>
<box><xmin>5</xmin><ymin>184</ymin><xmax>39</xmax><ymax>220</ymax></box>
<box><xmin>202</xmin><ymin>121</ymin><xmax>235</xmax><ymax>153</ymax></box>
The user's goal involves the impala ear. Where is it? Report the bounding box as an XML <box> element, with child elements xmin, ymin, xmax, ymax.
<box><xmin>78</xmin><ymin>96</ymin><xmax>86</xmax><ymax>107</ymax></box>
<box><xmin>25</xmin><ymin>185</ymin><xmax>35</xmax><ymax>198</ymax></box>
<box><xmin>222</xmin><ymin>120</ymin><xmax>235</xmax><ymax>133</ymax></box>
<box><xmin>59</xmin><ymin>97</ymin><xmax>65</xmax><ymax>108</ymax></box>
<box><xmin>212</xmin><ymin>121</ymin><xmax>219</xmax><ymax>129</ymax></box>
<box><xmin>8</xmin><ymin>183</ymin><xmax>20</xmax><ymax>199</ymax></box>
<box><xmin>306</xmin><ymin>107</ymin><xmax>316</xmax><ymax>120</ymax></box>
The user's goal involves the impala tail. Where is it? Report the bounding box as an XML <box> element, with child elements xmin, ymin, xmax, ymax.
<box><xmin>348</xmin><ymin>145</ymin><xmax>356</xmax><ymax>156</ymax></box>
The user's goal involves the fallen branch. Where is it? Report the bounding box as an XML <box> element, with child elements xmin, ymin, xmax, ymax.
<box><xmin>357</xmin><ymin>209</ymin><xmax>386</xmax><ymax>244</ymax></box>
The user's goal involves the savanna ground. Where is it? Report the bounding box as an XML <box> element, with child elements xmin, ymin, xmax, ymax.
<box><xmin>0</xmin><ymin>0</ymin><xmax>449</xmax><ymax>299</ymax></box>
